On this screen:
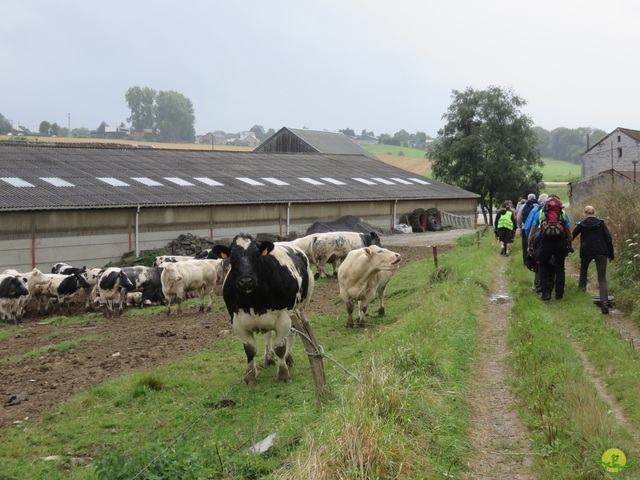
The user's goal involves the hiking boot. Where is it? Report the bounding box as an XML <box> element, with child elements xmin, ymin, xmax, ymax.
<box><xmin>601</xmin><ymin>305</ymin><xmax>610</xmax><ymax>314</ymax></box>
<box><xmin>505</xmin><ymin>251</ymin><xmax>510</xmax><ymax>257</ymax></box>
<box><xmin>541</xmin><ymin>293</ymin><xmax>551</xmax><ymax>301</ymax></box>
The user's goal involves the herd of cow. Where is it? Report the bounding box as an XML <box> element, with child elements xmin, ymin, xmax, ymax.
<box><xmin>0</xmin><ymin>230</ymin><xmax>402</xmax><ymax>384</ymax></box>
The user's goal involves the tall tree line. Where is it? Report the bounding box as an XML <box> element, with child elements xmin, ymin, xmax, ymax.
<box><xmin>534</xmin><ymin>126</ymin><xmax>607</xmax><ymax>163</ymax></box>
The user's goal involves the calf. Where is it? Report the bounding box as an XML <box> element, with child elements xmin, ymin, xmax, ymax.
<box><xmin>0</xmin><ymin>274</ymin><xmax>30</xmax><ymax>324</ymax></box>
<box><xmin>160</xmin><ymin>259</ymin><xmax>222</xmax><ymax>315</ymax></box>
<box><xmin>31</xmin><ymin>273</ymin><xmax>90</xmax><ymax>315</ymax></box>
<box><xmin>338</xmin><ymin>246</ymin><xmax>401</xmax><ymax>328</ymax></box>
<box><xmin>212</xmin><ymin>233</ymin><xmax>314</xmax><ymax>384</ymax></box>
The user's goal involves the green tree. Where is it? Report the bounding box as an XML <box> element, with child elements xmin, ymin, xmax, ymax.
<box><xmin>0</xmin><ymin>115</ymin><xmax>10</xmax><ymax>134</ymax></box>
<box><xmin>125</xmin><ymin>86</ymin><xmax>156</xmax><ymax>133</ymax></box>
<box><xmin>155</xmin><ymin>90</ymin><xmax>195</xmax><ymax>143</ymax></box>
<box><xmin>50</xmin><ymin>122</ymin><xmax>60</xmax><ymax>136</ymax></box>
<box><xmin>431</xmin><ymin>86</ymin><xmax>543</xmax><ymax>225</ymax></box>
<box><xmin>71</xmin><ymin>127</ymin><xmax>91</xmax><ymax>138</ymax></box>
<box><xmin>250</xmin><ymin>124</ymin><xmax>266</xmax><ymax>141</ymax></box>
<box><xmin>339</xmin><ymin>128</ymin><xmax>355</xmax><ymax>137</ymax></box>
<box><xmin>39</xmin><ymin>121</ymin><xmax>51</xmax><ymax>135</ymax></box>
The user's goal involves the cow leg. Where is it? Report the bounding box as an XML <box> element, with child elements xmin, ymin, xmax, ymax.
<box><xmin>357</xmin><ymin>300</ymin><xmax>368</xmax><ymax>327</ymax></box>
<box><xmin>345</xmin><ymin>299</ymin><xmax>355</xmax><ymax>328</ymax></box>
<box><xmin>263</xmin><ymin>331</ymin><xmax>276</xmax><ymax>366</ymax></box>
<box><xmin>376</xmin><ymin>284</ymin><xmax>388</xmax><ymax>317</ymax></box>
<box><xmin>273</xmin><ymin>311</ymin><xmax>292</xmax><ymax>382</ymax></box>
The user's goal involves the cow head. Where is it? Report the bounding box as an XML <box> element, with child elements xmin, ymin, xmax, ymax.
<box><xmin>364</xmin><ymin>247</ymin><xmax>402</xmax><ymax>271</ymax></box>
<box><xmin>225</xmin><ymin>234</ymin><xmax>275</xmax><ymax>294</ymax></box>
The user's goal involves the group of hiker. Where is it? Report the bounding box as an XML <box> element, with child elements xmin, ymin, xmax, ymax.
<box><xmin>493</xmin><ymin>194</ymin><xmax>615</xmax><ymax>314</ymax></box>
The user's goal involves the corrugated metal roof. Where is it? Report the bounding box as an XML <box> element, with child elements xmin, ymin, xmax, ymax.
<box><xmin>0</xmin><ymin>145</ymin><xmax>478</xmax><ymax>211</ymax></box>
<box><xmin>256</xmin><ymin>127</ymin><xmax>380</xmax><ymax>160</ymax></box>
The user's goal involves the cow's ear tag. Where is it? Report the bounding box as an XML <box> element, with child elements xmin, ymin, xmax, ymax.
<box><xmin>261</xmin><ymin>249</ymin><xmax>269</xmax><ymax>256</ymax></box>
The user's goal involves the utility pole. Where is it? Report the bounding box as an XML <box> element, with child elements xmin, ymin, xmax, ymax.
<box><xmin>67</xmin><ymin>113</ymin><xmax>71</xmax><ymax>137</ymax></box>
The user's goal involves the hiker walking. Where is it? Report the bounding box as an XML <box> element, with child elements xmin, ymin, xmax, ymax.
<box><xmin>494</xmin><ymin>201</ymin><xmax>516</xmax><ymax>257</ymax></box>
<box><xmin>572</xmin><ymin>205</ymin><xmax>615</xmax><ymax>314</ymax></box>
<box><xmin>517</xmin><ymin>193</ymin><xmax>538</xmax><ymax>265</ymax></box>
<box><xmin>527</xmin><ymin>194</ymin><xmax>572</xmax><ymax>301</ymax></box>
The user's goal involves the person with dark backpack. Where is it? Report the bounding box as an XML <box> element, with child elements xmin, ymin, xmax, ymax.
<box><xmin>527</xmin><ymin>194</ymin><xmax>572</xmax><ymax>301</ymax></box>
<box><xmin>572</xmin><ymin>205</ymin><xmax>615</xmax><ymax>314</ymax></box>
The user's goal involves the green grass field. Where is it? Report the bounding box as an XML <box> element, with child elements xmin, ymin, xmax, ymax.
<box><xmin>363</xmin><ymin>144</ymin><xmax>428</xmax><ymax>159</ymax></box>
<box><xmin>540</xmin><ymin>157</ymin><xmax>581</xmax><ymax>182</ymax></box>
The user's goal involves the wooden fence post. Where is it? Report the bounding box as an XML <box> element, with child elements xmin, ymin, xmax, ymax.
<box><xmin>432</xmin><ymin>245</ymin><xmax>438</xmax><ymax>269</ymax></box>
<box><xmin>291</xmin><ymin>311</ymin><xmax>328</xmax><ymax>401</ymax></box>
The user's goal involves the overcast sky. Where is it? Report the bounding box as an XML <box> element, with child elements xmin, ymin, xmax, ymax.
<box><xmin>3</xmin><ymin>1</ymin><xmax>638</xmax><ymax>137</ymax></box>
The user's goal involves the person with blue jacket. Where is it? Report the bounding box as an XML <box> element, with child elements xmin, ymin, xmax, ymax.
<box><xmin>523</xmin><ymin>193</ymin><xmax>548</xmax><ymax>291</ymax></box>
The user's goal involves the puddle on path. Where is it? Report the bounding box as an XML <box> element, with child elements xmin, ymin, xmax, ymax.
<box><xmin>489</xmin><ymin>293</ymin><xmax>513</xmax><ymax>305</ymax></box>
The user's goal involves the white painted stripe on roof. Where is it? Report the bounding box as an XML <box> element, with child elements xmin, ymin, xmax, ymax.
<box><xmin>40</xmin><ymin>177</ymin><xmax>75</xmax><ymax>187</ymax></box>
<box><xmin>390</xmin><ymin>177</ymin><xmax>413</xmax><ymax>185</ymax></box>
<box><xmin>353</xmin><ymin>177</ymin><xmax>377</xmax><ymax>185</ymax></box>
<box><xmin>132</xmin><ymin>177</ymin><xmax>163</xmax><ymax>186</ymax></box>
<box><xmin>237</xmin><ymin>177</ymin><xmax>265</xmax><ymax>186</ymax></box>
<box><xmin>262</xmin><ymin>177</ymin><xmax>289</xmax><ymax>186</ymax></box>
<box><xmin>372</xmin><ymin>177</ymin><xmax>395</xmax><ymax>185</ymax></box>
<box><xmin>1</xmin><ymin>177</ymin><xmax>35</xmax><ymax>187</ymax></box>
<box><xmin>321</xmin><ymin>177</ymin><xmax>346</xmax><ymax>185</ymax></box>
<box><xmin>299</xmin><ymin>177</ymin><xmax>324</xmax><ymax>185</ymax></box>
<box><xmin>97</xmin><ymin>177</ymin><xmax>130</xmax><ymax>187</ymax></box>
<box><xmin>194</xmin><ymin>177</ymin><xmax>224</xmax><ymax>186</ymax></box>
<box><xmin>164</xmin><ymin>177</ymin><xmax>195</xmax><ymax>186</ymax></box>
<box><xmin>408</xmin><ymin>177</ymin><xmax>431</xmax><ymax>185</ymax></box>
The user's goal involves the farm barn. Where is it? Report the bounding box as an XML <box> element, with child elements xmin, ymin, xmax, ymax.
<box><xmin>0</xmin><ymin>142</ymin><xmax>478</xmax><ymax>272</ymax></box>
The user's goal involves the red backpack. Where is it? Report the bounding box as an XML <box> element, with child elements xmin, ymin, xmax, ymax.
<box><xmin>540</xmin><ymin>197</ymin><xmax>566</xmax><ymax>238</ymax></box>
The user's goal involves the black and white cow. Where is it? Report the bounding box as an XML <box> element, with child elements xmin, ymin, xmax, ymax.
<box><xmin>212</xmin><ymin>233</ymin><xmax>314</xmax><ymax>384</ymax></box>
<box><xmin>51</xmin><ymin>262</ymin><xmax>87</xmax><ymax>276</ymax></box>
<box><xmin>0</xmin><ymin>274</ymin><xmax>30</xmax><ymax>323</ymax></box>
<box><xmin>32</xmin><ymin>273</ymin><xmax>91</xmax><ymax>315</ymax></box>
<box><xmin>95</xmin><ymin>268</ymin><xmax>135</xmax><ymax>317</ymax></box>
<box><xmin>121</xmin><ymin>266</ymin><xmax>165</xmax><ymax>307</ymax></box>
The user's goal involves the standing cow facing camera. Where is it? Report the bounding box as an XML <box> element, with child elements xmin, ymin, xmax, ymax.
<box><xmin>338</xmin><ymin>246</ymin><xmax>401</xmax><ymax>328</ymax></box>
<box><xmin>212</xmin><ymin>233</ymin><xmax>314</xmax><ymax>385</ymax></box>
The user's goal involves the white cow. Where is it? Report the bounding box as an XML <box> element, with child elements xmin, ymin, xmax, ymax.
<box><xmin>160</xmin><ymin>259</ymin><xmax>222</xmax><ymax>315</ymax></box>
<box><xmin>338</xmin><ymin>246</ymin><xmax>401</xmax><ymax>328</ymax></box>
<box><xmin>1</xmin><ymin>268</ymin><xmax>50</xmax><ymax>322</ymax></box>
<box><xmin>287</xmin><ymin>231</ymin><xmax>381</xmax><ymax>279</ymax></box>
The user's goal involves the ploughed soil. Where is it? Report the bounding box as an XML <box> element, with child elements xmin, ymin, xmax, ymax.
<box><xmin>0</xmin><ymin>235</ymin><xmax>452</xmax><ymax>429</ymax></box>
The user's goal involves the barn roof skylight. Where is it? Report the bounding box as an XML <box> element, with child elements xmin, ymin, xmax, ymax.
<box><xmin>237</xmin><ymin>177</ymin><xmax>264</xmax><ymax>186</ymax></box>
<box><xmin>131</xmin><ymin>177</ymin><xmax>163</xmax><ymax>186</ymax></box>
<box><xmin>372</xmin><ymin>177</ymin><xmax>395</xmax><ymax>185</ymax></box>
<box><xmin>164</xmin><ymin>177</ymin><xmax>195</xmax><ymax>186</ymax></box>
<box><xmin>353</xmin><ymin>178</ymin><xmax>377</xmax><ymax>185</ymax></box>
<box><xmin>409</xmin><ymin>178</ymin><xmax>430</xmax><ymax>185</ymax></box>
<box><xmin>1</xmin><ymin>177</ymin><xmax>35</xmax><ymax>187</ymax></box>
<box><xmin>262</xmin><ymin>177</ymin><xmax>289</xmax><ymax>186</ymax></box>
<box><xmin>299</xmin><ymin>177</ymin><xmax>324</xmax><ymax>185</ymax></box>
<box><xmin>97</xmin><ymin>177</ymin><xmax>130</xmax><ymax>187</ymax></box>
<box><xmin>320</xmin><ymin>177</ymin><xmax>346</xmax><ymax>185</ymax></box>
<box><xmin>194</xmin><ymin>177</ymin><xmax>224</xmax><ymax>186</ymax></box>
<box><xmin>40</xmin><ymin>177</ymin><xmax>74</xmax><ymax>187</ymax></box>
<box><xmin>390</xmin><ymin>177</ymin><xmax>413</xmax><ymax>185</ymax></box>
